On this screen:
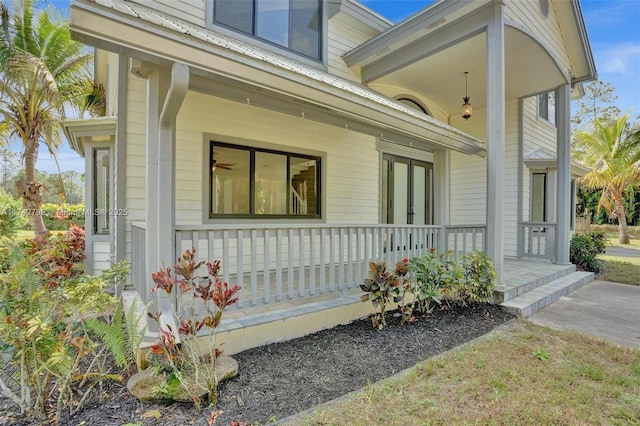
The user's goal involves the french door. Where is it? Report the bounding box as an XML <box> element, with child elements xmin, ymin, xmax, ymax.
<box><xmin>382</xmin><ymin>154</ymin><xmax>433</xmax><ymax>225</ymax></box>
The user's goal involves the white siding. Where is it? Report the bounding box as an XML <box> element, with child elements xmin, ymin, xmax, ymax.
<box><xmin>175</xmin><ymin>91</ymin><xmax>380</xmax><ymax>226</ymax></box>
<box><xmin>504</xmin><ymin>0</ymin><xmax>572</xmax><ymax>74</ymax></box>
<box><xmin>92</xmin><ymin>241</ymin><xmax>111</xmax><ymax>274</ymax></box>
<box><xmin>123</xmin><ymin>74</ymin><xmax>148</xmax><ymax>262</ymax></box>
<box><xmin>327</xmin><ymin>14</ymin><xmax>377</xmax><ymax>82</ymax></box>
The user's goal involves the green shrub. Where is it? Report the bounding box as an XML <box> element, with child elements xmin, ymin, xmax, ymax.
<box><xmin>570</xmin><ymin>232</ymin><xmax>605</xmax><ymax>273</ymax></box>
<box><xmin>408</xmin><ymin>249</ymin><xmax>464</xmax><ymax>312</ymax></box>
<box><xmin>19</xmin><ymin>202</ymin><xmax>85</xmax><ymax>231</ymax></box>
<box><xmin>460</xmin><ymin>250</ymin><xmax>497</xmax><ymax>304</ymax></box>
<box><xmin>0</xmin><ymin>190</ymin><xmax>28</xmax><ymax>236</ymax></box>
<box><xmin>0</xmin><ymin>226</ymin><xmax>122</xmax><ymax>422</ymax></box>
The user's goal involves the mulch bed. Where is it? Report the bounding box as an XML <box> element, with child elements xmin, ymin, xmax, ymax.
<box><xmin>1</xmin><ymin>303</ymin><xmax>513</xmax><ymax>426</ymax></box>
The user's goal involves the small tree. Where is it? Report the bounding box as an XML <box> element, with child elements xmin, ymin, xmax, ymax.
<box><xmin>574</xmin><ymin>115</ymin><xmax>640</xmax><ymax>244</ymax></box>
<box><xmin>0</xmin><ymin>0</ymin><xmax>93</xmax><ymax>237</ymax></box>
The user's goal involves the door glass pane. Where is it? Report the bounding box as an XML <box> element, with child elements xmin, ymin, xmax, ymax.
<box><xmin>413</xmin><ymin>165</ymin><xmax>426</xmax><ymax>225</ymax></box>
<box><xmin>211</xmin><ymin>146</ymin><xmax>250</xmax><ymax>214</ymax></box>
<box><xmin>393</xmin><ymin>162</ymin><xmax>408</xmax><ymax>225</ymax></box>
<box><xmin>255</xmin><ymin>152</ymin><xmax>287</xmax><ymax>215</ymax></box>
<box><xmin>215</xmin><ymin>0</ymin><xmax>253</xmax><ymax>34</ymax></box>
<box><xmin>290</xmin><ymin>156</ymin><xmax>317</xmax><ymax>216</ymax></box>
<box><xmin>382</xmin><ymin>159</ymin><xmax>388</xmax><ymax>223</ymax></box>
<box><xmin>291</xmin><ymin>0</ymin><xmax>321</xmax><ymax>59</ymax></box>
<box><xmin>256</xmin><ymin>0</ymin><xmax>289</xmax><ymax>47</ymax></box>
<box><xmin>531</xmin><ymin>173</ymin><xmax>546</xmax><ymax>222</ymax></box>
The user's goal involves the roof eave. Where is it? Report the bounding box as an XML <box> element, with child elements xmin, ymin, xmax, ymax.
<box><xmin>62</xmin><ymin>117</ymin><xmax>117</xmax><ymax>157</ymax></box>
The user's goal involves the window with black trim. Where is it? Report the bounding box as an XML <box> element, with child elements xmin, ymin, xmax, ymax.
<box><xmin>538</xmin><ymin>91</ymin><xmax>556</xmax><ymax>126</ymax></box>
<box><xmin>213</xmin><ymin>0</ymin><xmax>322</xmax><ymax>61</ymax></box>
<box><xmin>209</xmin><ymin>142</ymin><xmax>321</xmax><ymax>218</ymax></box>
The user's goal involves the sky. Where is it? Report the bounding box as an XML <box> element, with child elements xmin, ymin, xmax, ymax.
<box><xmin>21</xmin><ymin>0</ymin><xmax>640</xmax><ymax>174</ymax></box>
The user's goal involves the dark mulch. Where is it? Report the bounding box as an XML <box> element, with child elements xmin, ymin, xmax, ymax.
<box><xmin>1</xmin><ymin>303</ymin><xmax>513</xmax><ymax>426</ymax></box>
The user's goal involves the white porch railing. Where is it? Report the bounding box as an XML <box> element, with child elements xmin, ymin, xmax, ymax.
<box><xmin>131</xmin><ymin>223</ymin><xmax>486</xmax><ymax>309</ymax></box>
<box><xmin>518</xmin><ymin>222</ymin><xmax>557</xmax><ymax>260</ymax></box>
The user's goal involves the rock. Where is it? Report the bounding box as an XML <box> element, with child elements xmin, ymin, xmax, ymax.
<box><xmin>127</xmin><ymin>355</ymin><xmax>239</xmax><ymax>403</ymax></box>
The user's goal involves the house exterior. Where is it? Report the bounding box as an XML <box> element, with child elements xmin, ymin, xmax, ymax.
<box><xmin>63</xmin><ymin>0</ymin><xmax>596</xmax><ymax>352</ymax></box>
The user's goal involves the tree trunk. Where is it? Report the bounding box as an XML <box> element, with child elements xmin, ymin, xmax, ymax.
<box><xmin>19</xmin><ymin>148</ymin><xmax>48</xmax><ymax>238</ymax></box>
<box><xmin>614</xmin><ymin>199</ymin><xmax>630</xmax><ymax>245</ymax></box>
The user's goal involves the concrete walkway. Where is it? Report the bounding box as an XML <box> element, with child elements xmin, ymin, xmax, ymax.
<box><xmin>606</xmin><ymin>246</ymin><xmax>640</xmax><ymax>257</ymax></box>
<box><xmin>528</xmin><ymin>280</ymin><xmax>640</xmax><ymax>349</ymax></box>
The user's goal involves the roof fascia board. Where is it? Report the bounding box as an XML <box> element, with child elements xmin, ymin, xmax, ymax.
<box><xmin>554</xmin><ymin>0</ymin><xmax>597</xmax><ymax>84</ymax></box>
<box><xmin>328</xmin><ymin>0</ymin><xmax>391</xmax><ymax>32</ymax></box>
<box><xmin>71</xmin><ymin>1</ymin><xmax>485</xmax><ymax>155</ymax></box>
<box><xmin>344</xmin><ymin>0</ymin><xmax>486</xmax><ymax>67</ymax></box>
<box><xmin>361</xmin><ymin>5</ymin><xmax>493</xmax><ymax>84</ymax></box>
<box><xmin>569</xmin><ymin>0</ymin><xmax>597</xmax><ymax>82</ymax></box>
<box><xmin>62</xmin><ymin>117</ymin><xmax>117</xmax><ymax>156</ymax></box>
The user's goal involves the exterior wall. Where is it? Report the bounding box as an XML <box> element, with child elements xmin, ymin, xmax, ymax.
<box><xmin>175</xmin><ymin>90</ymin><xmax>380</xmax><ymax>225</ymax></box>
<box><xmin>448</xmin><ymin>100</ymin><xmax>520</xmax><ymax>257</ymax></box>
<box><xmin>122</xmin><ymin>74</ymin><xmax>149</xmax><ymax>263</ymax></box>
<box><xmin>522</xmin><ymin>95</ymin><xmax>558</xmax><ymax>222</ymax></box>
<box><xmin>92</xmin><ymin>241</ymin><xmax>112</xmax><ymax>273</ymax></box>
<box><xmin>504</xmin><ymin>0</ymin><xmax>572</xmax><ymax>74</ymax></box>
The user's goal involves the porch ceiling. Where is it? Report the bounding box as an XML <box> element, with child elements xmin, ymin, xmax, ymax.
<box><xmin>363</xmin><ymin>27</ymin><xmax>568</xmax><ymax>115</ymax></box>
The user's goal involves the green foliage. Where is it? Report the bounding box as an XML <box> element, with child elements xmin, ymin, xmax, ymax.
<box><xmin>85</xmin><ymin>260</ymin><xmax>147</xmax><ymax>375</ymax></box>
<box><xmin>360</xmin><ymin>260</ymin><xmax>408</xmax><ymax>328</ymax></box>
<box><xmin>533</xmin><ymin>348</ymin><xmax>550</xmax><ymax>361</ymax></box>
<box><xmin>570</xmin><ymin>231</ymin><xmax>607</xmax><ymax>273</ymax></box>
<box><xmin>409</xmin><ymin>250</ymin><xmax>464</xmax><ymax>312</ymax></box>
<box><xmin>0</xmin><ymin>189</ymin><xmax>28</xmax><ymax>236</ymax></box>
<box><xmin>18</xmin><ymin>202</ymin><xmax>85</xmax><ymax>231</ymax></box>
<box><xmin>0</xmin><ymin>226</ymin><xmax>122</xmax><ymax>421</ymax></box>
<box><xmin>460</xmin><ymin>250</ymin><xmax>497</xmax><ymax>304</ymax></box>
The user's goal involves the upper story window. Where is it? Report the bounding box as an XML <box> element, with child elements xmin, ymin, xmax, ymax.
<box><xmin>538</xmin><ymin>91</ymin><xmax>556</xmax><ymax>126</ymax></box>
<box><xmin>210</xmin><ymin>141</ymin><xmax>321</xmax><ymax>218</ymax></box>
<box><xmin>213</xmin><ymin>0</ymin><xmax>322</xmax><ymax>61</ymax></box>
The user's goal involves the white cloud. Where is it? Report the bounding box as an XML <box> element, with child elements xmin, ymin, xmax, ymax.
<box><xmin>596</xmin><ymin>43</ymin><xmax>640</xmax><ymax>75</ymax></box>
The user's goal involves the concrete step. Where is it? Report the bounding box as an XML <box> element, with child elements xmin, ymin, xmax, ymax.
<box><xmin>493</xmin><ymin>263</ymin><xmax>576</xmax><ymax>304</ymax></box>
<box><xmin>500</xmin><ymin>271</ymin><xmax>595</xmax><ymax>318</ymax></box>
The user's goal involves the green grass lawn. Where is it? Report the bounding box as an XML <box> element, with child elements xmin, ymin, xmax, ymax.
<box><xmin>587</xmin><ymin>225</ymin><xmax>640</xmax><ymax>286</ymax></box>
<box><xmin>292</xmin><ymin>322</ymin><xmax>640</xmax><ymax>426</ymax></box>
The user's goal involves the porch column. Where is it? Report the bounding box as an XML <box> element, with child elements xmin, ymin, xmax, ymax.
<box><xmin>555</xmin><ymin>83</ymin><xmax>571</xmax><ymax>264</ymax></box>
<box><xmin>485</xmin><ymin>0</ymin><xmax>506</xmax><ymax>280</ymax></box>
<box><xmin>434</xmin><ymin>149</ymin><xmax>450</xmax><ymax>250</ymax></box>
<box><xmin>145</xmin><ymin>62</ymin><xmax>189</xmax><ymax>327</ymax></box>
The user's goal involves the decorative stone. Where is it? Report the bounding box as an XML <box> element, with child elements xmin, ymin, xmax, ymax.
<box><xmin>127</xmin><ymin>355</ymin><xmax>239</xmax><ymax>403</ymax></box>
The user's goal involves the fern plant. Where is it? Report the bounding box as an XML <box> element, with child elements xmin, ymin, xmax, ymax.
<box><xmin>86</xmin><ymin>297</ymin><xmax>147</xmax><ymax>374</ymax></box>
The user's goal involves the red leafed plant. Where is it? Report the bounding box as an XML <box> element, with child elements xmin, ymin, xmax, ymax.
<box><xmin>147</xmin><ymin>248</ymin><xmax>241</xmax><ymax>410</ymax></box>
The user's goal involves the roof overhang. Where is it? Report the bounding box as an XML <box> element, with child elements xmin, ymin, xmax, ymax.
<box><xmin>343</xmin><ymin>0</ymin><xmax>597</xmax><ymax>114</ymax></box>
<box><xmin>70</xmin><ymin>0</ymin><xmax>485</xmax><ymax>157</ymax></box>
<box><xmin>523</xmin><ymin>147</ymin><xmax>591</xmax><ymax>177</ymax></box>
<box><xmin>62</xmin><ymin>117</ymin><xmax>116</xmax><ymax>157</ymax></box>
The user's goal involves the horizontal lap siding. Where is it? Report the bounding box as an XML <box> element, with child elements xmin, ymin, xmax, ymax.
<box><xmin>505</xmin><ymin>1</ymin><xmax>571</xmax><ymax>73</ymax></box>
<box><xmin>522</xmin><ymin>96</ymin><xmax>557</xmax><ymax>223</ymax></box>
<box><xmin>123</xmin><ymin>75</ymin><xmax>148</xmax><ymax>265</ymax></box>
<box><xmin>92</xmin><ymin>241</ymin><xmax>111</xmax><ymax>275</ymax></box>
<box><xmin>175</xmin><ymin>91</ymin><xmax>379</xmax><ymax>226</ymax></box>
<box><xmin>328</xmin><ymin>15</ymin><xmax>376</xmax><ymax>82</ymax></box>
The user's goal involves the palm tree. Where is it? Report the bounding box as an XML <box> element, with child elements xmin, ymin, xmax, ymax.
<box><xmin>0</xmin><ymin>0</ymin><xmax>93</xmax><ymax>237</ymax></box>
<box><xmin>574</xmin><ymin>115</ymin><xmax>640</xmax><ymax>244</ymax></box>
